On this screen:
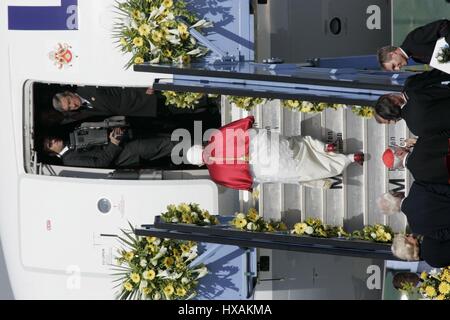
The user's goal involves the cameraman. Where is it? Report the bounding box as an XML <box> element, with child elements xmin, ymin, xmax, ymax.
<box><xmin>42</xmin><ymin>128</ymin><xmax>175</xmax><ymax>168</ymax></box>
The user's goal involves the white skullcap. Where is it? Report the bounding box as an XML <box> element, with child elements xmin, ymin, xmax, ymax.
<box><xmin>186</xmin><ymin>145</ymin><xmax>204</xmax><ymax>166</ymax></box>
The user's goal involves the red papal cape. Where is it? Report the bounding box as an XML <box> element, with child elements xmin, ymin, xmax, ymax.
<box><xmin>203</xmin><ymin>116</ymin><xmax>254</xmax><ymax>191</ymax></box>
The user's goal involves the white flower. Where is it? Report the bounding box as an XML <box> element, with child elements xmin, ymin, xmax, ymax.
<box><xmin>371</xmin><ymin>232</ymin><xmax>377</xmax><ymax>239</ymax></box>
<box><xmin>153</xmin><ymin>292</ymin><xmax>161</xmax><ymax>300</ymax></box>
<box><xmin>140</xmin><ymin>259</ymin><xmax>148</xmax><ymax>267</ymax></box>
<box><xmin>193</xmin><ymin>266</ymin><xmax>208</xmax><ymax>279</ymax></box>
<box><xmin>153</xmin><ymin>239</ymin><xmax>161</xmax><ymax>246</ymax></box>
<box><xmin>236</xmin><ymin>213</ymin><xmax>246</xmax><ymax>220</ymax></box>
<box><xmin>167</xmin><ymin>35</ymin><xmax>181</xmax><ymax>45</ymax></box>
<box><xmin>203</xmin><ymin>218</ymin><xmax>210</xmax><ymax>224</ymax></box>
<box><xmin>430</xmin><ymin>269</ymin><xmax>439</xmax><ymax>276</ymax></box>
<box><xmin>157</xmin><ymin>269</ymin><xmax>170</xmax><ymax>279</ymax></box>
<box><xmin>171</xmin><ymin>217</ymin><xmax>179</xmax><ymax>223</ymax></box>
<box><xmin>187</xmin><ymin>48</ymin><xmax>202</xmax><ymax>56</ymax></box>
<box><xmin>150</xmin><ymin>246</ymin><xmax>167</xmax><ymax>265</ymax></box>
<box><xmin>139</xmin><ymin>280</ymin><xmax>148</xmax><ymax>290</ymax></box>
<box><xmin>181</xmin><ymin>277</ymin><xmax>190</xmax><ymax>285</ymax></box>
<box><xmin>185</xmin><ymin>251</ymin><xmax>198</xmax><ymax>262</ymax></box>
<box><xmin>246</xmin><ymin>222</ymin><xmax>257</xmax><ymax>231</ymax></box>
<box><xmin>305</xmin><ymin>226</ymin><xmax>314</xmax><ymax>235</ymax></box>
<box><xmin>191</xmin><ymin>212</ymin><xmax>198</xmax><ymax>218</ymax></box>
<box><xmin>190</xmin><ymin>37</ymin><xmax>197</xmax><ymax>45</ymax></box>
<box><xmin>191</xmin><ymin>19</ymin><xmax>213</xmax><ymax>29</ymax></box>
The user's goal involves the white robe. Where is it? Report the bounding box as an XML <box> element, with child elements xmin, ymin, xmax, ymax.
<box><xmin>249</xmin><ymin>130</ymin><xmax>352</xmax><ymax>188</ymax></box>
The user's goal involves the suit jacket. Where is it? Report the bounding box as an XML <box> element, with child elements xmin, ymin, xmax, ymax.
<box><xmin>61</xmin><ymin>136</ymin><xmax>174</xmax><ymax>168</ymax></box>
<box><xmin>62</xmin><ymin>86</ymin><xmax>160</xmax><ymax>123</ymax></box>
<box><xmin>400</xmin><ymin>19</ymin><xmax>450</xmax><ymax>64</ymax></box>
<box><xmin>401</xmin><ymin>69</ymin><xmax>450</xmax><ymax>137</ymax></box>
<box><xmin>421</xmin><ymin>237</ymin><xmax>450</xmax><ymax>267</ymax></box>
<box><xmin>401</xmin><ymin>182</ymin><xmax>450</xmax><ymax>241</ymax></box>
<box><xmin>204</xmin><ymin>116</ymin><xmax>254</xmax><ymax>191</ymax></box>
<box><xmin>406</xmin><ymin>131</ymin><xmax>450</xmax><ymax>184</ymax></box>
<box><xmin>62</xmin><ymin>142</ymin><xmax>122</xmax><ymax>168</ymax></box>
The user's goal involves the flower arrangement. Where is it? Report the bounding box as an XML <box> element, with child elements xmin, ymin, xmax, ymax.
<box><xmin>351</xmin><ymin>105</ymin><xmax>375</xmax><ymax>119</ymax></box>
<box><xmin>113</xmin><ymin>224</ymin><xmax>208</xmax><ymax>300</ymax></box>
<box><xmin>161</xmin><ymin>203</ymin><xmax>219</xmax><ymax>226</ymax></box>
<box><xmin>227</xmin><ymin>96</ymin><xmax>268</xmax><ymax>111</ymax></box>
<box><xmin>350</xmin><ymin>224</ymin><xmax>393</xmax><ymax>243</ymax></box>
<box><xmin>281</xmin><ymin>100</ymin><xmax>346</xmax><ymax>114</ymax></box>
<box><xmin>291</xmin><ymin>217</ymin><xmax>348</xmax><ymax>238</ymax></box>
<box><xmin>162</xmin><ymin>91</ymin><xmax>206</xmax><ymax>109</ymax></box>
<box><xmin>436</xmin><ymin>45</ymin><xmax>450</xmax><ymax>64</ymax></box>
<box><xmin>418</xmin><ymin>267</ymin><xmax>450</xmax><ymax>300</ymax></box>
<box><xmin>230</xmin><ymin>208</ymin><xmax>287</xmax><ymax>232</ymax></box>
<box><xmin>114</xmin><ymin>0</ymin><xmax>212</xmax><ymax>68</ymax></box>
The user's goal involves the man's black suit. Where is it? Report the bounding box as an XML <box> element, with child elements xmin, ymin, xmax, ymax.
<box><xmin>400</xmin><ymin>19</ymin><xmax>450</xmax><ymax>65</ymax></box>
<box><xmin>406</xmin><ymin>131</ymin><xmax>450</xmax><ymax>184</ymax></box>
<box><xmin>400</xmin><ymin>69</ymin><xmax>450</xmax><ymax>137</ymax></box>
<box><xmin>61</xmin><ymin>136</ymin><xmax>175</xmax><ymax>168</ymax></box>
<box><xmin>402</xmin><ymin>182</ymin><xmax>450</xmax><ymax>241</ymax></box>
<box><xmin>401</xmin><ymin>182</ymin><xmax>450</xmax><ymax>267</ymax></box>
<box><xmin>62</xmin><ymin>86</ymin><xmax>160</xmax><ymax>123</ymax></box>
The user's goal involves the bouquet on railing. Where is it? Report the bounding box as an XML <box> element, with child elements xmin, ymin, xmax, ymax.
<box><xmin>230</xmin><ymin>208</ymin><xmax>287</xmax><ymax>232</ymax></box>
<box><xmin>350</xmin><ymin>105</ymin><xmax>375</xmax><ymax>119</ymax></box>
<box><xmin>113</xmin><ymin>224</ymin><xmax>208</xmax><ymax>300</ymax></box>
<box><xmin>418</xmin><ymin>267</ymin><xmax>450</xmax><ymax>300</ymax></box>
<box><xmin>282</xmin><ymin>100</ymin><xmax>346</xmax><ymax>114</ymax></box>
<box><xmin>114</xmin><ymin>0</ymin><xmax>212</xmax><ymax>68</ymax></box>
<box><xmin>291</xmin><ymin>217</ymin><xmax>348</xmax><ymax>238</ymax></box>
<box><xmin>162</xmin><ymin>91</ymin><xmax>206</xmax><ymax>109</ymax></box>
<box><xmin>161</xmin><ymin>203</ymin><xmax>219</xmax><ymax>226</ymax></box>
<box><xmin>227</xmin><ymin>96</ymin><xmax>268</xmax><ymax>111</ymax></box>
<box><xmin>350</xmin><ymin>224</ymin><xmax>393</xmax><ymax>243</ymax></box>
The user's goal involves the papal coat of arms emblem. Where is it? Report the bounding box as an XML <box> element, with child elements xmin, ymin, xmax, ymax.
<box><xmin>49</xmin><ymin>43</ymin><xmax>76</xmax><ymax>69</ymax></box>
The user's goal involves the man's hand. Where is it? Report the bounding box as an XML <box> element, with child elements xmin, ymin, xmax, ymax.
<box><xmin>109</xmin><ymin>128</ymin><xmax>124</xmax><ymax>146</ymax></box>
<box><xmin>146</xmin><ymin>87</ymin><xmax>155</xmax><ymax>95</ymax></box>
<box><xmin>404</xmin><ymin>138</ymin><xmax>417</xmax><ymax>149</ymax></box>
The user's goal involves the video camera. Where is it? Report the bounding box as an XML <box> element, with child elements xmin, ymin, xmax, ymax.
<box><xmin>69</xmin><ymin>116</ymin><xmax>133</xmax><ymax>150</ymax></box>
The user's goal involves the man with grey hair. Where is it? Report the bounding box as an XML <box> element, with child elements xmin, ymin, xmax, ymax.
<box><xmin>378</xmin><ymin>182</ymin><xmax>450</xmax><ymax>267</ymax></box>
<box><xmin>377</xmin><ymin>19</ymin><xmax>450</xmax><ymax>71</ymax></box>
<box><xmin>52</xmin><ymin>86</ymin><xmax>162</xmax><ymax>123</ymax></box>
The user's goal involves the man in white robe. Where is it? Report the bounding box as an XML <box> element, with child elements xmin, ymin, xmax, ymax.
<box><xmin>185</xmin><ymin>116</ymin><xmax>364</xmax><ymax>190</ymax></box>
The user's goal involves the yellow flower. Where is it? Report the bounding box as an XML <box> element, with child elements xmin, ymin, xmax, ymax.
<box><xmin>294</xmin><ymin>223</ymin><xmax>307</xmax><ymax>235</ymax></box>
<box><xmin>234</xmin><ymin>217</ymin><xmax>247</xmax><ymax>229</ymax></box>
<box><xmin>134</xmin><ymin>56</ymin><xmax>144</xmax><ymax>64</ymax></box>
<box><xmin>124</xmin><ymin>251</ymin><xmax>134</xmax><ymax>262</ymax></box>
<box><xmin>180</xmin><ymin>244</ymin><xmax>190</xmax><ymax>253</ymax></box>
<box><xmin>421</xmin><ymin>271</ymin><xmax>428</xmax><ymax>280</ymax></box>
<box><xmin>142</xmin><ymin>287</ymin><xmax>152</xmax><ymax>296</ymax></box>
<box><xmin>439</xmin><ymin>282</ymin><xmax>450</xmax><ymax>295</ymax></box>
<box><xmin>138</xmin><ymin>24</ymin><xmax>151</xmax><ymax>36</ymax></box>
<box><xmin>425</xmin><ymin>286</ymin><xmax>437</xmax><ymax>297</ymax></box>
<box><xmin>177</xmin><ymin>23</ymin><xmax>188</xmax><ymax>35</ymax></box>
<box><xmin>162</xmin><ymin>0</ymin><xmax>173</xmax><ymax>8</ymax></box>
<box><xmin>247</xmin><ymin>209</ymin><xmax>260</xmax><ymax>222</ymax></box>
<box><xmin>124</xmin><ymin>282</ymin><xmax>133</xmax><ymax>291</ymax></box>
<box><xmin>164</xmin><ymin>284</ymin><xmax>174</xmax><ymax>296</ymax></box>
<box><xmin>146</xmin><ymin>237</ymin><xmax>157</xmax><ymax>243</ymax></box>
<box><xmin>436</xmin><ymin>294</ymin><xmax>445</xmax><ymax>300</ymax></box>
<box><xmin>132</xmin><ymin>37</ymin><xmax>144</xmax><ymax>47</ymax></box>
<box><xmin>130</xmin><ymin>273</ymin><xmax>140</xmax><ymax>283</ymax></box>
<box><xmin>384</xmin><ymin>232</ymin><xmax>392</xmax><ymax>241</ymax></box>
<box><xmin>151</xmin><ymin>31</ymin><xmax>163</xmax><ymax>43</ymax></box>
<box><xmin>164</xmin><ymin>49</ymin><xmax>173</xmax><ymax>58</ymax></box>
<box><xmin>143</xmin><ymin>269</ymin><xmax>156</xmax><ymax>281</ymax></box>
<box><xmin>176</xmin><ymin>287</ymin><xmax>187</xmax><ymax>297</ymax></box>
<box><xmin>286</xmin><ymin>100</ymin><xmax>299</xmax><ymax>108</ymax></box>
<box><xmin>132</xmin><ymin>10</ymin><xmax>141</xmax><ymax>20</ymax></box>
<box><xmin>119</xmin><ymin>37</ymin><xmax>127</xmax><ymax>46</ymax></box>
<box><xmin>163</xmin><ymin>257</ymin><xmax>175</xmax><ymax>268</ymax></box>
